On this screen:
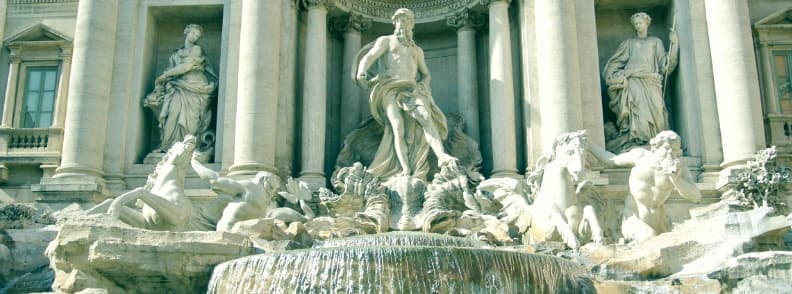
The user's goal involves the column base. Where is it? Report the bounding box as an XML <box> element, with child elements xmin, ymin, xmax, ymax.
<box><xmin>104</xmin><ymin>173</ymin><xmax>128</xmax><ymax>195</ymax></box>
<box><xmin>0</xmin><ymin>163</ymin><xmax>8</xmax><ymax>183</ymax></box>
<box><xmin>490</xmin><ymin>169</ymin><xmax>520</xmax><ymax>179</ymax></box>
<box><xmin>716</xmin><ymin>166</ymin><xmax>746</xmax><ymax>192</ymax></box>
<box><xmin>699</xmin><ymin>164</ymin><xmax>722</xmax><ymax>184</ymax></box>
<box><xmin>31</xmin><ymin>175</ymin><xmax>108</xmax><ymax>203</ymax></box>
<box><xmin>228</xmin><ymin>162</ymin><xmax>278</xmax><ymax>177</ymax></box>
<box><xmin>298</xmin><ymin>172</ymin><xmax>326</xmax><ymax>190</ymax></box>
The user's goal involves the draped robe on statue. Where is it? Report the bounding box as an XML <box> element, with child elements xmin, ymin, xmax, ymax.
<box><xmin>148</xmin><ymin>46</ymin><xmax>217</xmax><ymax>151</ymax></box>
<box><xmin>352</xmin><ymin>42</ymin><xmax>448</xmax><ymax>181</ymax></box>
<box><xmin>603</xmin><ymin>36</ymin><xmax>675</xmax><ymax>151</ymax></box>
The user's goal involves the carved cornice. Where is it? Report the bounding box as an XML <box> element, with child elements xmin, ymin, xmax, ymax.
<box><xmin>331</xmin><ymin>13</ymin><xmax>373</xmax><ymax>36</ymax></box>
<box><xmin>8</xmin><ymin>0</ymin><xmax>76</xmax><ymax>4</ymax></box>
<box><xmin>333</xmin><ymin>0</ymin><xmax>480</xmax><ymax>24</ymax></box>
<box><xmin>447</xmin><ymin>8</ymin><xmax>485</xmax><ymax>31</ymax></box>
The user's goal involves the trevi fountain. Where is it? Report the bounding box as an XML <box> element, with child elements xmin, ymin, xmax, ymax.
<box><xmin>2</xmin><ymin>0</ymin><xmax>792</xmax><ymax>293</ymax></box>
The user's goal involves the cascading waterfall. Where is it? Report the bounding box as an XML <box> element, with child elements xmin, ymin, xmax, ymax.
<box><xmin>313</xmin><ymin>231</ymin><xmax>487</xmax><ymax>248</ymax></box>
<box><xmin>207</xmin><ymin>232</ymin><xmax>595</xmax><ymax>293</ymax></box>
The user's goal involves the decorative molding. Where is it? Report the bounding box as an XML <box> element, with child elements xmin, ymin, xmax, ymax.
<box><xmin>59</xmin><ymin>45</ymin><xmax>72</xmax><ymax>60</ymax></box>
<box><xmin>8</xmin><ymin>50</ymin><xmax>22</xmax><ymax>64</ymax></box>
<box><xmin>8</xmin><ymin>0</ymin><xmax>77</xmax><ymax>4</ymax></box>
<box><xmin>446</xmin><ymin>8</ymin><xmax>485</xmax><ymax>31</ymax></box>
<box><xmin>7</xmin><ymin>0</ymin><xmax>78</xmax><ymax>16</ymax></box>
<box><xmin>333</xmin><ymin>0</ymin><xmax>479</xmax><ymax>24</ymax></box>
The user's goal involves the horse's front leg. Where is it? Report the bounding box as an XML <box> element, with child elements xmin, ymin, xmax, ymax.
<box><xmin>107</xmin><ymin>188</ymin><xmax>148</xmax><ymax>228</ymax></box>
<box><xmin>107</xmin><ymin>187</ymin><xmax>145</xmax><ymax>217</ymax></box>
<box><xmin>136</xmin><ymin>190</ymin><xmax>191</xmax><ymax>228</ymax></box>
<box><xmin>564</xmin><ymin>205</ymin><xmax>583</xmax><ymax>238</ymax></box>
<box><xmin>550</xmin><ymin>211</ymin><xmax>580</xmax><ymax>249</ymax></box>
<box><xmin>580</xmin><ymin>205</ymin><xmax>604</xmax><ymax>245</ymax></box>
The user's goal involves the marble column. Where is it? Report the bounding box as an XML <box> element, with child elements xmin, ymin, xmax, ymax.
<box><xmin>448</xmin><ymin>9</ymin><xmax>483</xmax><ymax>143</ymax></box>
<box><xmin>52</xmin><ymin>46</ymin><xmax>72</xmax><ymax>128</ymax></box>
<box><xmin>230</xmin><ymin>0</ymin><xmax>282</xmax><ymax>176</ymax></box>
<box><xmin>54</xmin><ymin>0</ymin><xmax>119</xmax><ymax>181</ymax></box>
<box><xmin>299</xmin><ymin>0</ymin><xmax>328</xmax><ymax>188</ymax></box>
<box><xmin>335</xmin><ymin>13</ymin><xmax>371</xmax><ymax>137</ymax></box>
<box><xmin>1</xmin><ymin>51</ymin><xmax>20</xmax><ymax>127</ymax></box>
<box><xmin>275</xmin><ymin>0</ymin><xmax>299</xmax><ymax>178</ymax></box>
<box><xmin>574</xmin><ymin>0</ymin><xmax>605</xmax><ymax>146</ymax></box>
<box><xmin>704</xmin><ymin>0</ymin><xmax>766</xmax><ymax>171</ymax></box>
<box><xmin>485</xmin><ymin>0</ymin><xmax>517</xmax><ymax>177</ymax></box>
<box><xmin>534</xmin><ymin>0</ymin><xmax>583</xmax><ymax>152</ymax></box>
<box><xmin>485</xmin><ymin>0</ymin><xmax>518</xmax><ymax>178</ymax></box>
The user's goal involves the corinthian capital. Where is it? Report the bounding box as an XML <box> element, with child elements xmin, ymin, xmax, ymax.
<box><xmin>479</xmin><ymin>0</ymin><xmax>511</xmax><ymax>7</ymax></box>
<box><xmin>332</xmin><ymin>13</ymin><xmax>372</xmax><ymax>35</ymax></box>
<box><xmin>302</xmin><ymin>0</ymin><xmax>328</xmax><ymax>10</ymax></box>
<box><xmin>447</xmin><ymin>8</ymin><xmax>485</xmax><ymax>31</ymax></box>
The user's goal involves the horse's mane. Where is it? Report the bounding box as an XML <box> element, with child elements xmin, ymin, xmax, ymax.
<box><xmin>144</xmin><ymin>136</ymin><xmax>195</xmax><ymax>191</ymax></box>
<box><xmin>526</xmin><ymin>155</ymin><xmax>549</xmax><ymax>200</ymax></box>
<box><xmin>143</xmin><ymin>152</ymin><xmax>170</xmax><ymax>191</ymax></box>
<box><xmin>525</xmin><ymin>130</ymin><xmax>588</xmax><ymax>199</ymax></box>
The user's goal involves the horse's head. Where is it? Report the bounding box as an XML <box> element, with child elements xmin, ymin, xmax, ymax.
<box><xmin>167</xmin><ymin>135</ymin><xmax>197</xmax><ymax>167</ymax></box>
<box><xmin>551</xmin><ymin>130</ymin><xmax>588</xmax><ymax>182</ymax></box>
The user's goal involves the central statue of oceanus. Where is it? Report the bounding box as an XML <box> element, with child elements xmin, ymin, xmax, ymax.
<box><xmin>353</xmin><ymin>8</ymin><xmax>458</xmax><ymax>181</ymax></box>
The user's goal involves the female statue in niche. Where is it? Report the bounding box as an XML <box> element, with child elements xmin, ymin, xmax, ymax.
<box><xmin>603</xmin><ymin>12</ymin><xmax>678</xmax><ymax>152</ymax></box>
<box><xmin>144</xmin><ymin>24</ymin><xmax>217</xmax><ymax>153</ymax></box>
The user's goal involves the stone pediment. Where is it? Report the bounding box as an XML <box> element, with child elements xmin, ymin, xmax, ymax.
<box><xmin>332</xmin><ymin>0</ymin><xmax>480</xmax><ymax>23</ymax></box>
<box><xmin>755</xmin><ymin>7</ymin><xmax>792</xmax><ymax>28</ymax></box>
<box><xmin>754</xmin><ymin>7</ymin><xmax>792</xmax><ymax>43</ymax></box>
<box><xmin>3</xmin><ymin>22</ymin><xmax>72</xmax><ymax>45</ymax></box>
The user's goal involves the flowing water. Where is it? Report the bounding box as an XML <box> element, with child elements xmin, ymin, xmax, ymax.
<box><xmin>207</xmin><ymin>232</ymin><xmax>594</xmax><ymax>293</ymax></box>
<box><xmin>313</xmin><ymin>231</ymin><xmax>487</xmax><ymax>248</ymax></box>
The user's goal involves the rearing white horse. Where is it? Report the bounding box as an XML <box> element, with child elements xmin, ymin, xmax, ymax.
<box><xmin>106</xmin><ymin>135</ymin><xmax>196</xmax><ymax>231</ymax></box>
<box><xmin>526</xmin><ymin>130</ymin><xmax>604</xmax><ymax>249</ymax></box>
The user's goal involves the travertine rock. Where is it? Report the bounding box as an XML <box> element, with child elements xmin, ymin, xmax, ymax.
<box><xmin>593</xmin><ymin>277</ymin><xmax>722</xmax><ymax>294</ymax></box>
<box><xmin>46</xmin><ymin>214</ymin><xmax>253</xmax><ymax>293</ymax></box>
<box><xmin>708</xmin><ymin>251</ymin><xmax>792</xmax><ymax>293</ymax></box>
<box><xmin>586</xmin><ymin>202</ymin><xmax>790</xmax><ymax>278</ymax></box>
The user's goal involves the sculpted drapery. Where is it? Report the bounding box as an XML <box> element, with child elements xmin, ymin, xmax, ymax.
<box><xmin>352</xmin><ymin>8</ymin><xmax>454</xmax><ymax>181</ymax></box>
<box><xmin>603</xmin><ymin>12</ymin><xmax>677</xmax><ymax>151</ymax></box>
<box><xmin>363</xmin><ymin>66</ymin><xmax>448</xmax><ymax>181</ymax></box>
<box><xmin>145</xmin><ymin>24</ymin><xmax>217</xmax><ymax>151</ymax></box>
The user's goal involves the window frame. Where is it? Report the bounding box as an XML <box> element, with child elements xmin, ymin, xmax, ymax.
<box><xmin>768</xmin><ymin>47</ymin><xmax>792</xmax><ymax>115</ymax></box>
<box><xmin>15</xmin><ymin>62</ymin><xmax>61</xmax><ymax>128</ymax></box>
<box><xmin>2</xmin><ymin>40</ymin><xmax>72</xmax><ymax>130</ymax></box>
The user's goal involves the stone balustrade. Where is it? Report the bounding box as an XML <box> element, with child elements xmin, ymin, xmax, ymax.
<box><xmin>0</xmin><ymin>127</ymin><xmax>63</xmax><ymax>154</ymax></box>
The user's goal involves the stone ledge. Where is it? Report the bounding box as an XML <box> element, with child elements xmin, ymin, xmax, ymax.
<box><xmin>47</xmin><ymin>214</ymin><xmax>255</xmax><ymax>294</ymax></box>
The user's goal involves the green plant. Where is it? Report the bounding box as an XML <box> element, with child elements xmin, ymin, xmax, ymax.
<box><xmin>734</xmin><ymin>146</ymin><xmax>791</xmax><ymax>213</ymax></box>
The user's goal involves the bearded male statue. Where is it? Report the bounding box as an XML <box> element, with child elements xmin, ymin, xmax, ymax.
<box><xmin>353</xmin><ymin>8</ymin><xmax>457</xmax><ymax>181</ymax></box>
<box><xmin>588</xmin><ymin>131</ymin><xmax>700</xmax><ymax>241</ymax></box>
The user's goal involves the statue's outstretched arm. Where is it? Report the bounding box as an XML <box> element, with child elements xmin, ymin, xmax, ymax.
<box><xmin>669</xmin><ymin>166</ymin><xmax>701</xmax><ymax>203</ymax></box>
<box><xmin>191</xmin><ymin>158</ymin><xmax>245</xmax><ymax>195</ymax></box>
<box><xmin>589</xmin><ymin>143</ymin><xmax>642</xmax><ymax>167</ymax></box>
<box><xmin>191</xmin><ymin>158</ymin><xmax>219</xmax><ymax>180</ymax></box>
